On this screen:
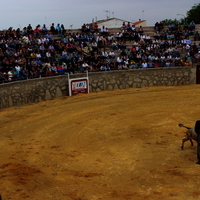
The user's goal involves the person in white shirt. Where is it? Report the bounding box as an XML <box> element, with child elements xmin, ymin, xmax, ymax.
<box><xmin>80</xmin><ymin>61</ymin><xmax>92</xmax><ymax>72</ymax></box>
<box><xmin>15</xmin><ymin>65</ymin><xmax>21</xmax><ymax>73</ymax></box>
<box><xmin>108</xmin><ymin>50</ymin><xmax>115</xmax><ymax>57</ymax></box>
<box><xmin>142</xmin><ymin>61</ymin><xmax>148</xmax><ymax>68</ymax></box>
<box><xmin>102</xmin><ymin>51</ymin><xmax>108</xmax><ymax>58</ymax></box>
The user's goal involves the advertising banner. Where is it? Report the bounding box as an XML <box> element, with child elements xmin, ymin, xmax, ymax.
<box><xmin>68</xmin><ymin>74</ymin><xmax>89</xmax><ymax>96</ymax></box>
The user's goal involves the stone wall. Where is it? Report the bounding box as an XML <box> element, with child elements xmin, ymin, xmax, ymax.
<box><xmin>0</xmin><ymin>67</ymin><xmax>196</xmax><ymax>108</ymax></box>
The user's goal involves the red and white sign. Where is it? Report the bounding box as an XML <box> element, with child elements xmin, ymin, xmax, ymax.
<box><xmin>68</xmin><ymin>74</ymin><xmax>89</xmax><ymax>96</ymax></box>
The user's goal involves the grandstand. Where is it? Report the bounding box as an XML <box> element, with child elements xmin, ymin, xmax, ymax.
<box><xmin>0</xmin><ymin>22</ymin><xmax>199</xmax><ymax>84</ymax></box>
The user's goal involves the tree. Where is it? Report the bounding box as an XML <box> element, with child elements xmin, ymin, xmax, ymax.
<box><xmin>186</xmin><ymin>3</ymin><xmax>200</xmax><ymax>24</ymax></box>
<box><xmin>158</xmin><ymin>3</ymin><xmax>200</xmax><ymax>26</ymax></box>
<box><xmin>159</xmin><ymin>19</ymin><xmax>181</xmax><ymax>26</ymax></box>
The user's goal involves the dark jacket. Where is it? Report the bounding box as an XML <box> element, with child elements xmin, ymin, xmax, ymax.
<box><xmin>195</xmin><ymin>120</ymin><xmax>200</xmax><ymax>136</ymax></box>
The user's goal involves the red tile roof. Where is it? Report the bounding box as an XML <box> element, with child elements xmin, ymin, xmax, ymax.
<box><xmin>133</xmin><ymin>20</ymin><xmax>146</xmax><ymax>25</ymax></box>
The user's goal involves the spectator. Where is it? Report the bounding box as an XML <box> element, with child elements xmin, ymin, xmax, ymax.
<box><xmin>27</xmin><ymin>24</ymin><xmax>33</xmax><ymax>35</ymax></box>
<box><xmin>56</xmin><ymin>23</ymin><xmax>62</xmax><ymax>35</ymax></box>
<box><xmin>194</xmin><ymin>31</ymin><xmax>200</xmax><ymax>41</ymax></box>
<box><xmin>50</xmin><ymin>23</ymin><xmax>56</xmax><ymax>35</ymax></box>
<box><xmin>189</xmin><ymin>21</ymin><xmax>195</xmax><ymax>32</ymax></box>
<box><xmin>93</xmin><ymin>23</ymin><xmax>99</xmax><ymax>32</ymax></box>
<box><xmin>42</xmin><ymin>24</ymin><xmax>48</xmax><ymax>34</ymax></box>
<box><xmin>51</xmin><ymin>63</ymin><xmax>59</xmax><ymax>75</ymax></box>
<box><xmin>0</xmin><ymin>19</ymin><xmax>195</xmax><ymax>85</ymax></box>
<box><xmin>61</xmin><ymin>24</ymin><xmax>65</xmax><ymax>34</ymax></box>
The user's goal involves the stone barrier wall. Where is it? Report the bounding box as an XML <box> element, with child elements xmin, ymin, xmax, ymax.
<box><xmin>0</xmin><ymin>67</ymin><xmax>196</xmax><ymax>108</ymax></box>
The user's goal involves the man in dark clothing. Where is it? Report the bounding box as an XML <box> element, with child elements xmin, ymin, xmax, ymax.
<box><xmin>195</xmin><ymin>120</ymin><xmax>200</xmax><ymax>164</ymax></box>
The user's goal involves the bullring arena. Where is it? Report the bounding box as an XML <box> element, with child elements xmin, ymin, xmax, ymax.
<box><xmin>1</xmin><ymin>84</ymin><xmax>200</xmax><ymax>200</ymax></box>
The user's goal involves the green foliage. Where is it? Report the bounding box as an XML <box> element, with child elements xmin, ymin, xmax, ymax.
<box><xmin>186</xmin><ymin>3</ymin><xmax>200</xmax><ymax>23</ymax></box>
<box><xmin>159</xmin><ymin>3</ymin><xmax>200</xmax><ymax>25</ymax></box>
<box><xmin>160</xmin><ymin>19</ymin><xmax>181</xmax><ymax>26</ymax></box>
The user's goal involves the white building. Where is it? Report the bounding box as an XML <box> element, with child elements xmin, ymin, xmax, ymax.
<box><xmin>94</xmin><ymin>18</ymin><xmax>146</xmax><ymax>29</ymax></box>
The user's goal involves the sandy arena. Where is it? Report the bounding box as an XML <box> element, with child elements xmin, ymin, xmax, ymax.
<box><xmin>1</xmin><ymin>84</ymin><xmax>200</xmax><ymax>200</ymax></box>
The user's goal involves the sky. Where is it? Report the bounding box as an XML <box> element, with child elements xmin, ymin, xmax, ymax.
<box><xmin>0</xmin><ymin>0</ymin><xmax>198</xmax><ymax>30</ymax></box>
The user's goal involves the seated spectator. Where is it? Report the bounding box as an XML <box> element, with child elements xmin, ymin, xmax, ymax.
<box><xmin>100</xmin><ymin>26</ymin><xmax>108</xmax><ymax>36</ymax></box>
<box><xmin>48</xmin><ymin>44</ymin><xmax>55</xmax><ymax>53</ymax></box>
<box><xmin>107</xmin><ymin>34</ymin><xmax>114</xmax><ymax>44</ymax></box>
<box><xmin>0</xmin><ymin>72</ymin><xmax>7</xmax><ymax>83</ymax></box>
<box><xmin>118</xmin><ymin>41</ymin><xmax>126</xmax><ymax>50</ymax></box>
<box><xmin>80</xmin><ymin>61</ymin><xmax>90</xmax><ymax>72</ymax></box>
<box><xmin>100</xmin><ymin>63</ymin><xmax>111</xmax><ymax>71</ymax></box>
<box><xmin>82</xmin><ymin>45</ymin><xmax>91</xmax><ymax>57</ymax></box>
<box><xmin>153</xmin><ymin>31</ymin><xmax>160</xmax><ymax>40</ymax></box>
<box><xmin>12</xmin><ymin>67</ymin><xmax>20</xmax><ymax>81</ymax></box>
<box><xmin>194</xmin><ymin>31</ymin><xmax>200</xmax><ymax>41</ymax></box>
<box><xmin>20</xmin><ymin>67</ymin><xmax>29</xmax><ymax>79</ymax></box>
<box><xmin>45</xmin><ymin>32</ymin><xmax>54</xmax><ymax>41</ymax></box>
<box><xmin>141</xmin><ymin>60</ymin><xmax>148</xmax><ymax>68</ymax></box>
<box><xmin>67</xmin><ymin>63</ymin><xmax>75</xmax><ymax>74</ymax></box>
<box><xmin>31</xmin><ymin>58</ymin><xmax>38</xmax><ymax>67</ymax></box>
<box><xmin>122</xmin><ymin>57</ymin><xmax>129</xmax><ymax>69</ymax></box>
<box><xmin>171</xmin><ymin>47</ymin><xmax>180</xmax><ymax>57</ymax></box>
<box><xmin>183</xmin><ymin>21</ymin><xmax>189</xmax><ymax>30</ymax></box>
<box><xmin>165</xmin><ymin>60</ymin><xmax>173</xmax><ymax>67</ymax></box>
<box><xmin>116</xmin><ymin>31</ymin><xmax>123</xmax><ymax>41</ymax></box>
<box><xmin>101</xmin><ymin>51</ymin><xmax>108</xmax><ymax>58</ymax></box>
<box><xmin>66</xmin><ymin>42</ymin><xmax>74</xmax><ymax>53</ymax></box>
<box><xmin>129</xmin><ymin>60</ymin><xmax>136</xmax><ymax>69</ymax></box>
<box><xmin>116</xmin><ymin>56</ymin><xmax>123</xmax><ymax>68</ymax></box>
<box><xmin>147</xmin><ymin>61</ymin><xmax>154</xmax><ymax>68</ymax></box>
<box><xmin>51</xmin><ymin>63</ymin><xmax>59</xmax><ymax>75</ymax></box>
<box><xmin>44</xmin><ymin>64</ymin><xmax>53</xmax><ymax>76</ymax></box>
<box><xmin>148</xmin><ymin>54</ymin><xmax>155</xmax><ymax>61</ymax></box>
<box><xmin>60</xmin><ymin>62</ymin><xmax>67</xmax><ymax>74</ymax></box>
<box><xmin>110</xmin><ymin>40</ymin><xmax>119</xmax><ymax>51</ymax></box>
<box><xmin>91</xmin><ymin>40</ymin><xmax>98</xmax><ymax>52</ymax></box>
<box><xmin>167</xmin><ymin>54</ymin><xmax>173</xmax><ymax>61</ymax></box>
<box><xmin>154</xmin><ymin>61</ymin><xmax>161</xmax><ymax>68</ymax></box>
<box><xmin>108</xmin><ymin>50</ymin><xmax>115</xmax><ymax>57</ymax></box>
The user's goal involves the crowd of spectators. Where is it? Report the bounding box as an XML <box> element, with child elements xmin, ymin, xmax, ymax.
<box><xmin>0</xmin><ymin>21</ymin><xmax>199</xmax><ymax>84</ymax></box>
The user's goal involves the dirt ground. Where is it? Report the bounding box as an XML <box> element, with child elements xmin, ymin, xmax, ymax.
<box><xmin>1</xmin><ymin>84</ymin><xmax>200</xmax><ymax>200</ymax></box>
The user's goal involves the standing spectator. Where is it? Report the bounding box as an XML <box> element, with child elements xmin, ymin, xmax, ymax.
<box><xmin>27</xmin><ymin>24</ymin><xmax>33</xmax><ymax>35</ymax></box>
<box><xmin>61</xmin><ymin>24</ymin><xmax>65</xmax><ymax>34</ymax></box>
<box><xmin>93</xmin><ymin>23</ymin><xmax>98</xmax><ymax>32</ymax></box>
<box><xmin>42</xmin><ymin>24</ymin><xmax>48</xmax><ymax>34</ymax></box>
<box><xmin>56</xmin><ymin>23</ymin><xmax>62</xmax><ymax>35</ymax></box>
<box><xmin>195</xmin><ymin>120</ymin><xmax>200</xmax><ymax>164</ymax></box>
<box><xmin>189</xmin><ymin>21</ymin><xmax>195</xmax><ymax>32</ymax></box>
<box><xmin>34</xmin><ymin>24</ymin><xmax>42</xmax><ymax>37</ymax></box>
<box><xmin>50</xmin><ymin>23</ymin><xmax>56</xmax><ymax>35</ymax></box>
